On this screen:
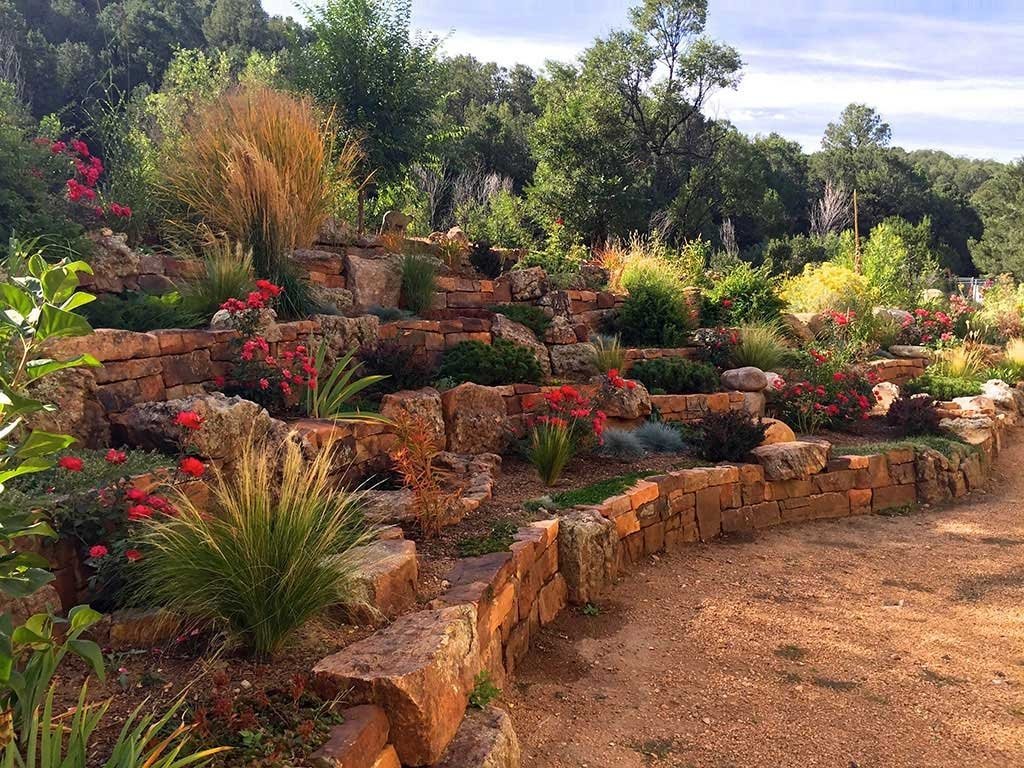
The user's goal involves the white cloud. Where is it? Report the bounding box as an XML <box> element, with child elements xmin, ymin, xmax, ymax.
<box><xmin>434</xmin><ymin>30</ymin><xmax>584</xmax><ymax>70</ymax></box>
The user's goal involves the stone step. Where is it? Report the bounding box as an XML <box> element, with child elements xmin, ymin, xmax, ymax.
<box><xmin>431</xmin><ymin>707</ymin><xmax>520</xmax><ymax>768</ymax></box>
<box><xmin>310</xmin><ymin>704</ymin><xmax>389</xmax><ymax>768</ymax></box>
<box><xmin>343</xmin><ymin>539</ymin><xmax>418</xmax><ymax>625</ymax></box>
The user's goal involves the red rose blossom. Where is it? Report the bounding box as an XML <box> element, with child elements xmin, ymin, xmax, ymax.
<box><xmin>128</xmin><ymin>504</ymin><xmax>154</xmax><ymax>520</ymax></box>
<box><xmin>88</xmin><ymin>544</ymin><xmax>108</xmax><ymax>559</ymax></box>
<box><xmin>125</xmin><ymin>549</ymin><xmax>142</xmax><ymax>562</ymax></box>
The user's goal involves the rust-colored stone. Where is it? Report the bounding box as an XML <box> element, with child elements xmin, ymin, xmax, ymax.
<box><xmin>309</xmin><ymin>705</ymin><xmax>389</xmax><ymax>768</ymax></box>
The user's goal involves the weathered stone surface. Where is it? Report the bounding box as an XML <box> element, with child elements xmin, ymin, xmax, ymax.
<box><xmin>889</xmin><ymin>345</ymin><xmax>932</xmax><ymax>360</ymax></box>
<box><xmin>742</xmin><ymin>391</ymin><xmax>766</xmax><ymax>417</ymax></box>
<box><xmin>346</xmin><ymin>252</ymin><xmax>403</xmax><ymax>310</ymax></box>
<box><xmin>952</xmin><ymin>395</ymin><xmax>996</xmax><ymax>415</ymax></box>
<box><xmin>310</xmin><ymin>705</ymin><xmax>390</xmax><ymax>768</ymax></box>
<box><xmin>780</xmin><ymin>313</ymin><xmax>815</xmax><ymax>343</ymax></box>
<box><xmin>0</xmin><ymin>585</ymin><xmax>61</xmax><ymax>626</ymax></box>
<box><xmin>793</xmin><ymin>312</ymin><xmax>827</xmax><ymax>336</ymax></box>
<box><xmin>372</xmin><ymin>746</ymin><xmax>401</xmax><ymax>768</ymax></box>
<box><xmin>557</xmin><ymin>510</ymin><xmax>618</xmax><ymax>604</ymax></box>
<box><xmin>721</xmin><ymin>367</ymin><xmax>768</xmax><ymax>392</ymax></box>
<box><xmin>210</xmin><ymin>306</ymin><xmax>277</xmax><ymax>336</ymax></box>
<box><xmin>86</xmin><ymin>230</ymin><xmax>142</xmax><ymax>292</ymax></box>
<box><xmin>491</xmin><ymin>315</ymin><xmax>551</xmax><ymax>377</ymax></box>
<box><xmin>112</xmin><ymin>393</ymin><xmax>280</xmax><ymax>461</ymax></box>
<box><xmin>26</xmin><ymin>368</ymin><xmax>108</xmax><ymax>447</ymax></box>
<box><xmin>751</xmin><ymin>440</ymin><xmax>830</xmax><ymax>480</ymax></box>
<box><xmin>764</xmin><ymin>371</ymin><xmax>785</xmax><ymax>391</ymax></box>
<box><xmin>318</xmin><ymin>217</ymin><xmax>358</xmax><ymax>245</ymax></box>
<box><xmin>549</xmin><ymin>343</ymin><xmax>597</xmax><ymax>379</ymax></box>
<box><xmin>981</xmin><ymin>379</ymin><xmax>1024</xmax><ymax>418</ymax></box>
<box><xmin>381</xmin><ymin>388</ymin><xmax>445</xmax><ymax>446</ymax></box>
<box><xmin>590</xmin><ymin>376</ymin><xmax>651</xmax><ymax>420</ymax></box>
<box><xmin>872</xmin><ymin>381</ymin><xmax>900</xmax><ymax>415</ymax></box>
<box><xmin>543</xmin><ymin>316</ymin><xmax>576</xmax><ymax>345</ymax></box>
<box><xmin>441</xmin><ymin>384</ymin><xmax>510</xmax><ymax>455</ymax></box>
<box><xmin>433</xmin><ymin>706</ymin><xmax>520</xmax><ymax>768</ymax></box>
<box><xmin>314</xmin><ymin>314</ymin><xmax>381</xmax><ymax>357</ymax></box>
<box><xmin>941</xmin><ymin>416</ymin><xmax>996</xmax><ymax>448</ymax></box>
<box><xmin>873</xmin><ymin>307</ymin><xmax>914</xmax><ymax>326</ymax></box>
<box><xmin>314</xmin><ymin>605</ymin><xmax>481</xmax><ymax>766</ymax></box>
<box><xmin>759</xmin><ymin>417</ymin><xmax>796</xmax><ymax>446</ymax></box>
<box><xmin>508</xmin><ymin>267</ymin><xmax>546</xmax><ymax>301</ymax></box>
<box><xmin>344</xmin><ymin>539</ymin><xmax>419</xmax><ymax>625</ymax></box>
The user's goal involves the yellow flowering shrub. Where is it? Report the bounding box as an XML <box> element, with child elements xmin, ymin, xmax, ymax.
<box><xmin>781</xmin><ymin>262</ymin><xmax>870</xmax><ymax>313</ymax></box>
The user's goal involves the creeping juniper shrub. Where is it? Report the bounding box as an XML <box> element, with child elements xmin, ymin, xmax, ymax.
<box><xmin>630</xmin><ymin>357</ymin><xmax>719</xmax><ymax>395</ymax></box>
<box><xmin>886</xmin><ymin>394</ymin><xmax>943</xmax><ymax>436</ymax></box>
<box><xmin>696</xmin><ymin>411</ymin><xmax>767</xmax><ymax>462</ymax></box>
<box><xmin>903</xmin><ymin>372</ymin><xmax>983</xmax><ymax>401</ymax></box>
<box><xmin>439</xmin><ymin>339</ymin><xmax>543</xmax><ymax>386</ymax></box>
<box><xmin>357</xmin><ymin>341</ymin><xmax>437</xmax><ymax>397</ymax></box>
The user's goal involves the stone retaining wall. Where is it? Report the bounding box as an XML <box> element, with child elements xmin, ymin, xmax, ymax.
<box><xmin>311</xmin><ymin>404</ymin><xmax>1010</xmax><ymax>767</ymax></box>
<box><xmin>866</xmin><ymin>356</ymin><xmax>928</xmax><ymax>385</ymax></box>
<box><xmin>649</xmin><ymin>391</ymin><xmax>751</xmax><ymax>422</ymax></box>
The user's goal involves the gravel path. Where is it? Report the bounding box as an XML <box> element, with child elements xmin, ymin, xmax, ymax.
<box><xmin>507</xmin><ymin>435</ymin><xmax>1024</xmax><ymax>767</ymax></box>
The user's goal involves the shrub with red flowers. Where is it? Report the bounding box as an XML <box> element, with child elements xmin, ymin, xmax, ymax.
<box><xmin>692</xmin><ymin>327</ymin><xmax>739</xmax><ymax>369</ymax></box>
<box><xmin>212</xmin><ymin>282</ymin><xmax>321</xmax><ymax>414</ymax></box>
<box><xmin>769</xmin><ymin>349</ymin><xmax>877</xmax><ymax>434</ymax></box>
<box><xmin>38</xmin><ymin>136</ymin><xmax>135</xmax><ymax>224</ymax></box>
<box><xmin>897</xmin><ymin>307</ymin><xmax>955</xmax><ymax>347</ymax></box>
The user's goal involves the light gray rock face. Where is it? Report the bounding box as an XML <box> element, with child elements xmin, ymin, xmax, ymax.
<box><xmin>549</xmin><ymin>343</ymin><xmax>597</xmax><ymax>379</ymax></box>
<box><xmin>345</xmin><ymin>252</ymin><xmax>403</xmax><ymax>310</ymax></box>
<box><xmin>751</xmin><ymin>440</ymin><xmax>831</xmax><ymax>480</ymax></box>
<box><xmin>491</xmin><ymin>314</ymin><xmax>551</xmax><ymax>377</ymax></box>
<box><xmin>889</xmin><ymin>345</ymin><xmax>932</xmax><ymax>360</ymax></box>
<box><xmin>557</xmin><ymin>509</ymin><xmax>619</xmax><ymax>605</ymax></box>
<box><xmin>721</xmin><ymin>367</ymin><xmax>768</xmax><ymax>392</ymax></box>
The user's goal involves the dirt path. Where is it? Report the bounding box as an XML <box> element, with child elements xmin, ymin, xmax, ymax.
<box><xmin>506</xmin><ymin>436</ymin><xmax>1024</xmax><ymax>767</ymax></box>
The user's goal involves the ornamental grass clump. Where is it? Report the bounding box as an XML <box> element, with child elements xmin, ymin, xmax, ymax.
<box><xmin>163</xmin><ymin>84</ymin><xmax>361</xmax><ymax>318</ymax></box>
<box><xmin>730</xmin><ymin>324</ymin><xmax>792</xmax><ymax>371</ymax></box>
<box><xmin>135</xmin><ymin>436</ymin><xmax>373</xmax><ymax>658</ymax></box>
<box><xmin>399</xmin><ymin>254</ymin><xmax>437</xmax><ymax>316</ymax></box>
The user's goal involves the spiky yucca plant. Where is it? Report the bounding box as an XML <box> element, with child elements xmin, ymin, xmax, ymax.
<box><xmin>136</xmin><ymin>436</ymin><xmax>373</xmax><ymax>658</ymax></box>
<box><xmin>162</xmin><ymin>85</ymin><xmax>361</xmax><ymax>318</ymax></box>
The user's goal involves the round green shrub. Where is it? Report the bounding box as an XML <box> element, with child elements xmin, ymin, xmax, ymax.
<box><xmin>439</xmin><ymin>339</ymin><xmax>543</xmax><ymax>386</ymax></box>
<box><xmin>630</xmin><ymin>358</ymin><xmax>719</xmax><ymax>395</ymax></box>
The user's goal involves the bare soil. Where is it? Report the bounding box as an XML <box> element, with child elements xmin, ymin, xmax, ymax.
<box><xmin>506</xmin><ymin>432</ymin><xmax>1024</xmax><ymax>768</ymax></box>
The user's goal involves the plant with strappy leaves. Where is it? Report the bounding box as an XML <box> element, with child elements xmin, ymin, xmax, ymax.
<box><xmin>302</xmin><ymin>342</ymin><xmax>390</xmax><ymax>422</ymax></box>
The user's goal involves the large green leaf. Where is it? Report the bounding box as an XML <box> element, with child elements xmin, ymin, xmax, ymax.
<box><xmin>35</xmin><ymin>304</ymin><xmax>93</xmax><ymax>341</ymax></box>
<box><xmin>0</xmin><ymin>564</ymin><xmax>54</xmax><ymax>599</ymax></box>
<box><xmin>67</xmin><ymin>639</ymin><xmax>104</xmax><ymax>679</ymax></box>
<box><xmin>0</xmin><ymin>284</ymin><xmax>33</xmax><ymax>318</ymax></box>
<box><xmin>25</xmin><ymin>354</ymin><xmax>101</xmax><ymax>380</ymax></box>
<box><xmin>14</xmin><ymin>430</ymin><xmax>76</xmax><ymax>459</ymax></box>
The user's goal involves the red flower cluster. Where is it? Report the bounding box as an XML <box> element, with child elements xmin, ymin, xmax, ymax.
<box><xmin>898</xmin><ymin>307</ymin><xmax>954</xmax><ymax>347</ymax></box>
<box><xmin>179</xmin><ymin>456</ymin><xmax>206</xmax><ymax>478</ymax></box>
<box><xmin>175</xmin><ymin>410</ymin><xmax>204</xmax><ymax>430</ymax></box>
<box><xmin>605</xmin><ymin>369</ymin><xmax>637</xmax><ymax>390</ymax></box>
<box><xmin>109</xmin><ymin>202</ymin><xmax>132</xmax><ymax>218</ymax></box>
<box><xmin>42</xmin><ymin>136</ymin><xmax>133</xmax><ymax>220</ymax></box>
<box><xmin>535</xmin><ymin>384</ymin><xmax>608</xmax><ymax>444</ymax></box>
<box><xmin>58</xmin><ymin>456</ymin><xmax>84</xmax><ymax>472</ymax></box>
<box><xmin>105</xmin><ymin>448</ymin><xmax>127</xmax><ymax>464</ymax></box>
<box><xmin>827</xmin><ymin>309</ymin><xmax>855</xmax><ymax>327</ymax></box>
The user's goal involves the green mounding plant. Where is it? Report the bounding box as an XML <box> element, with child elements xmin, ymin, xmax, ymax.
<box><xmin>439</xmin><ymin>340</ymin><xmax>543</xmax><ymax>386</ymax></box>
<box><xmin>489</xmin><ymin>304</ymin><xmax>551</xmax><ymax>339</ymax></box>
<box><xmin>367</xmin><ymin>305</ymin><xmax>414</xmax><ymax>322</ymax></box>
<box><xmin>546</xmin><ymin>471</ymin><xmax>662</xmax><ymax>509</ymax></box>
<box><xmin>468</xmin><ymin>671</ymin><xmax>501</xmax><ymax>710</ymax></box>
<box><xmin>528</xmin><ymin>421</ymin><xmax>573</xmax><ymax>486</ymax></box>
<box><xmin>617</xmin><ymin>257</ymin><xmax>693</xmax><ymax>347</ymax></box>
<box><xmin>589</xmin><ymin>334</ymin><xmax>627</xmax><ymax>373</ymax></box>
<box><xmin>730</xmin><ymin>324</ymin><xmax>792</xmax><ymax>372</ymax></box>
<box><xmin>3</xmin><ymin>682</ymin><xmax>228</xmax><ymax>767</ymax></box>
<box><xmin>80</xmin><ymin>292</ymin><xmax>201</xmax><ymax>332</ymax></box>
<box><xmin>629</xmin><ymin>357</ymin><xmax>719</xmax><ymax>395</ymax></box>
<box><xmin>597</xmin><ymin>428</ymin><xmax>646</xmax><ymax>460</ymax></box>
<box><xmin>179</xmin><ymin>235</ymin><xmax>255</xmax><ymax>321</ymax></box>
<box><xmin>903</xmin><ymin>372</ymin><xmax>983</xmax><ymax>401</ymax></box>
<box><xmin>832</xmin><ymin>436</ymin><xmax>974</xmax><ymax>459</ymax></box>
<box><xmin>303</xmin><ymin>342</ymin><xmax>390</xmax><ymax>422</ymax></box>
<box><xmin>399</xmin><ymin>255</ymin><xmax>437</xmax><ymax>316</ymax></box>
<box><xmin>456</xmin><ymin>520</ymin><xmax>519</xmax><ymax>558</ymax></box>
<box><xmin>136</xmin><ymin>436</ymin><xmax>374</xmax><ymax>658</ymax></box>
<box><xmin>633</xmin><ymin>421</ymin><xmax>686</xmax><ymax>453</ymax></box>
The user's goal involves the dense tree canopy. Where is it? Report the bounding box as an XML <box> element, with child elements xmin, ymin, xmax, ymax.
<box><xmin>0</xmin><ymin>0</ymin><xmax>1016</xmax><ymax>279</ymax></box>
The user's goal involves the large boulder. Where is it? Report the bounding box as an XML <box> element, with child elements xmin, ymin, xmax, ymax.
<box><xmin>312</xmin><ymin>314</ymin><xmax>381</xmax><ymax>363</ymax></box>
<box><xmin>210</xmin><ymin>306</ymin><xmax>277</xmax><ymax>337</ymax></box>
<box><xmin>433</xmin><ymin>706</ymin><xmax>521</xmax><ymax>768</ymax></box>
<box><xmin>343</xmin><ymin>539</ymin><xmax>419</xmax><ymax>625</ymax></box>
<box><xmin>941</xmin><ymin>415</ymin><xmax>998</xmax><ymax>449</ymax></box>
<box><xmin>381</xmin><ymin>388</ymin><xmax>445</xmax><ymax>446</ymax></box>
<box><xmin>721</xmin><ymin>366</ymin><xmax>768</xmax><ymax>392</ymax></box>
<box><xmin>556</xmin><ymin>509</ymin><xmax>618</xmax><ymax>605</ymax></box>
<box><xmin>491</xmin><ymin>315</ymin><xmax>551</xmax><ymax>377</ymax></box>
<box><xmin>84</xmin><ymin>230</ymin><xmax>143</xmax><ymax>293</ymax></box>
<box><xmin>543</xmin><ymin>316</ymin><xmax>576</xmax><ymax>345</ymax></box>
<box><xmin>981</xmin><ymin>379</ymin><xmax>1024</xmax><ymax>418</ymax></box>
<box><xmin>112</xmin><ymin>393</ymin><xmax>282</xmax><ymax>462</ymax></box>
<box><xmin>508</xmin><ymin>267</ymin><xmax>546</xmax><ymax>301</ymax></box>
<box><xmin>780</xmin><ymin>313</ymin><xmax>814</xmax><ymax>343</ymax></box>
<box><xmin>441</xmin><ymin>383</ymin><xmax>510</xmax><ymax>455</ymax></box>
<box><xmin>548</xmin><ymin>343</ymin><xmax>597</xmax><ymax>379</ymax></box>
<box><xmin>742</xmin><ymin>391</ymin><xmax>766</xmax><ymax>417</ymax></box>
<box><xmin>758</xmin><ymin>417</ymin><xmax>796</xmax><ymax>446</ymax></box>
<box><xmin>26</xmin><ymin>367</ymin><xmax>108</xmax><ymax>447</ymax></box>
<box><xmin>889</xmin><ymin>345</ymin><xmax>932</xmax><ymax>360</ymax></box>
<box><xmin>751</xmin><ymin>440</ymin><xmax>830</xmax><ymax>480</ymax></box>
<box><xmin>589</xmin><ymin>375</ymin><xmax>651</xmax><ymax>420</ymax></box>
<box><xmin>346</xmin><ymin>252</ymin><xmax>403</xmax><ymax>311</ymax></box>
<box><xmin>952</xmin><ymin>395</ymin><xmax>996</xmax><ymax>415</ymax></box>
<box><xmin>313</xmin><ymin>605</ymin><xmax>481</xmax><ymax>766</ymax></box>
<box><xmin>873</xmin><ymin>307</ymin><xmax>914</xmax><ymax>326</ymax></box>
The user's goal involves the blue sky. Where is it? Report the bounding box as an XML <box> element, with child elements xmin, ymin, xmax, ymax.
<box><xmin>262</xmin><ymin>0</ymin><xmax>1024</xmax><ymax>161</ymax></box>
